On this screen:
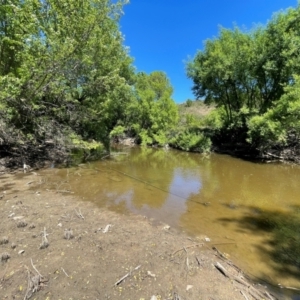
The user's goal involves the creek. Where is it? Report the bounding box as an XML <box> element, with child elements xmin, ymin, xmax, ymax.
<box><xmin>40</xmin><ymin>146</ymin><xmax>300</xmax><ymax>297</ymax></box>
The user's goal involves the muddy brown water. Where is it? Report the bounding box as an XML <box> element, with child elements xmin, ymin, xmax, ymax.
<box><xmin>40</xmin><ymin>147</ymin><xmax>300</xmax><ymax>297</ymax></box>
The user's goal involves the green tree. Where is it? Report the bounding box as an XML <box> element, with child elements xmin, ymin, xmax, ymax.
<box><xmin>126</xmin><ymin>71</ymin><xmax>179</xmax><ymax>146</ymax></box>
<box><xmin>0</xmin><ymin>0</ymin><xmax>134</xmax><ymax>162</ymax></box>
<box><xmin>187</xmin><ymin>5</ymin><xmax>300</xmax><ymax>156</ymax></box>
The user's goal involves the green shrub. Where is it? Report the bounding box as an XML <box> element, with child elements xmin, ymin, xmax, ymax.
<box><xmin>170</xmin><ymin>130</ymin><xmax>211</xmax><ymax>152</ymax></box>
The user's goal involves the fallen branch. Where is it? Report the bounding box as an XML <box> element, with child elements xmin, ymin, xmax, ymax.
<box><xmin>264</xmin><ymin>152</ymin><xmax>284</xmax><ymax>160</ymax></box>
<box><xmin>114</xmin><ymin>265</ymin><xmax>141</xmax><ymax>286</ymax></box>
<box><xmin>215</xmin><ymin>262</ymin><xmax>229</xmax><ymax>277</ymax></box>
<box><xmin>172</xmin><ymin>243</ymin><xmax>203</xmax><ymax>256</ymax></box>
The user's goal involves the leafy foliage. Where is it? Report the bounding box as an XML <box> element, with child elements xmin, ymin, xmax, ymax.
<box><xmin>126</xmin><ymin>71</ymin><xmax>179</xmax><ymax>146</ymax></box>
<box><xmin>170</xmin><ymin>130</ymin><xmax>211</xmax><ymax>153</ymax></box>
<box><xmin>187</xmin><ymin>5</ymin><xmax>300</xmax><ymax>158</ymax></box>
<box><xmin>0</xmin><ymin>0</ymin><xmax>134</xmax><ymax>163</ymax></box>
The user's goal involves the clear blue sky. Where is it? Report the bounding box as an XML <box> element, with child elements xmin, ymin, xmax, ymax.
<box><xmin>120</xmin><ymin>0</ymin><xmax>298</xmax><ymax>103</ymax></box>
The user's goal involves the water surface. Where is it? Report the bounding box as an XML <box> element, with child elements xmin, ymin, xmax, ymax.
<box><xmin>41</xmin><ymin>147</ymin><xmax>300</xmax><ymax>295</ymax></box>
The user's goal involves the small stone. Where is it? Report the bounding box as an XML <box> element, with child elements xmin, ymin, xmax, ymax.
<box><xmin>17</xmin><ymin>220</ymin><xmax>27</xmax><ymax>228</ymax></box>
<box><xmin>1</xmin><ymin>252</ymin><xmax>10</xmax><ymax>262</ymax></box>
<box><xmin>29</xmin><ymin>224</ymin><xmax>36</xmax><ymax>229</ymax></box>
<box><xmin>11</xmin><ymin>243</ymin><xmax>16</xmax><ymax>249</ymax></box>
<box><xmin>57</xmin><ymin>223</ymin><xmax>62</xmax><ymax>227</ymax></box>
<box><xmin>186</xmin><ymin>285</ymin><xmax>193</xmax><ymax>291</ymax></box>
<box><xmin>0</xmin><ymin>236</ymin><xmax>9</xmax><ymax>245</ymax></box>
<box><xmin>18</xmin><ymin>250</ymin><xmax>25</xmax><ymax>255</ymax></box>
<box><xmin>39</xmin><ymin>240</ymin><xmax>49</xmax><ymax>249</ymax></box>
<box><xmin>163</xmin><ymin>225</ymin><xmax>170</xmax><ymax>230</ymax></box>
<box><xmin>64</xmin><ymin>229</ymin><xmax>74</xmax><ymax>240</ymax></box>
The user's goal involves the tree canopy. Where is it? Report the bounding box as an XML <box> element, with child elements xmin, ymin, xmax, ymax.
<box><xmin>0</xmin><ymin>0</ymin><xmax>134</xmax><ymax>162</ymax></box>
<box><xmin>187</xmin><ymin>5</ymin><xmax>300</xmax><ymax>158</ymax></box>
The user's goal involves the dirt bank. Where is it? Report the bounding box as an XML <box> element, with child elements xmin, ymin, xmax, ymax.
<box><xmin>0</xmin><ymin>171</ymin><xmax>284</xmax><ymax>300</ymax></box>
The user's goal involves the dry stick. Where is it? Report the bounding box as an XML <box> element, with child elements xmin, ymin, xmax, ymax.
<box><xmin>214</xmin><ymin>262</ymin><xmax>229</xmax><ymax>277</ymax></box>
<box><xmin>114</xmin><ymin>265</ymin><xmax>141</xmax><ymax>286</ymax></box>
<box><xmin>31</xmin><ymin>259</ymin><xmax>43</xmax><ymax>278</ymax></box>
<box><xmin>265</xmin><ymin>292</ymin><xmax>274</xmax><ymax>300</ymax></box>
<box><xmin>233</xmin><ymin>275</ymin><xmax>250</xmax><ymax>287</ymax></box>
<box><xmin>212</xmin><ymin>246</ymin><xmax>228</xmax><ymax>260</ymax></box>
<box><xmin>215</xmin><ymin>262</ymin><xmax>267</xmax><ymax>300</ymax></box>
<box><xmin>172</xmin><ymin>243</ymin><xmax>203</xmax><ymax>256</ymax></box>
<box><xmin>240</xmin><ymin>291</ymin><xmax>249</xmax><ymax>300</ymax></box>
<box><xmin>183</xmin><ymin>247</ymin><xmax>189</xmax><ymax>272</ymax></box>
<box><xmin>213</xmin><ymin>246</ymin><xmax>242</xmax><ymax>273</ymax></box>
<box><xmin>75</xmin><ymin>208</ymin><xmax>84</xmax><ymax>219</ymax></box>
<box><xmin>61</xmin><ymin>267</ymin><xmax>69</xmax><ymax>277</ymax></box>
<box><xmin>56</xmin><ymin>190</ymin><xmax>74</xmax><ymax>194</ymax></box>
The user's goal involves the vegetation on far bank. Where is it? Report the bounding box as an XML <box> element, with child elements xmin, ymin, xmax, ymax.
<box><xmin>0</xmin><ymin>0</ymin><xmax>300</xmax><ymax>167</ymax></box>
<box><xmin>187</xmin><ymin>5</ymin><xmax>300</xmax><ymax>161</ymax></box>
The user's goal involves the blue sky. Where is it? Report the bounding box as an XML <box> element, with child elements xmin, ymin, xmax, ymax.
<box><xmin>120</xmin><ymin>0</ymin><xmax>298</xmax><ymax>103</ymax></box>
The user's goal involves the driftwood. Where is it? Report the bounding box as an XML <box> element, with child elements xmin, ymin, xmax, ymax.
<box><xmin>264</xmin><ymin>152</ymin><xmax>284</xmax><ymax>160</ymax></box>
<box><xmin>114</xmin><ymin>265</ymin><xmax>141</xmax><ymax>286</ymax></box>
<box><xmin>214</xmin><ymin>261</ymin><xmax>276</xmax><ymax>300</ymax></box>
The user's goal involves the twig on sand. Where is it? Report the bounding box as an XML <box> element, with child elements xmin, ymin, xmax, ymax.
<box><xmin>183</xmin><ymin>247</ymin><xmax>190</xmax><ymax>271</ymax></box>
<box><xmin>61</xmin><ymin>267</ymin><xmax>69</xmax><ymax>277</ymax></box>
<box><xmin>114</xmin><ymin>265</ymin><xmax>141</xmax><ymax>286</ymax></box>
<box><xmin>31</xmin><ymin>259</ymin><xmax>43</xmax><ymax>278</ymax></box>
<box><xmin>195</xmin><ymin>256</ymin><xmax>201</xmax><ymax>266</ymax></box>
<box><xmin>75</xmin><ymin>208</ymin><xmax>84</xmax><ymax>219</ymax></box>
<box><xmin>240</xmin><ymin>291</ymin><xmax>249</xmax><ymax>300</ymax></box>
<box><xmin>172</xmin><ymin>243</ymin><xmax>203</xmax><ymax>256</ymax></box>
<box><xmin>265</xmin><ymin>292</ymin><xmax>274</xmax><ymax>300</ymax></box>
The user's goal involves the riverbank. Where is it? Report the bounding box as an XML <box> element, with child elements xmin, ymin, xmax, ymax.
<box><xmin>0</xmin><ymin>170</ymin><xmax>286</xmax><ymax>300</ymax></box>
